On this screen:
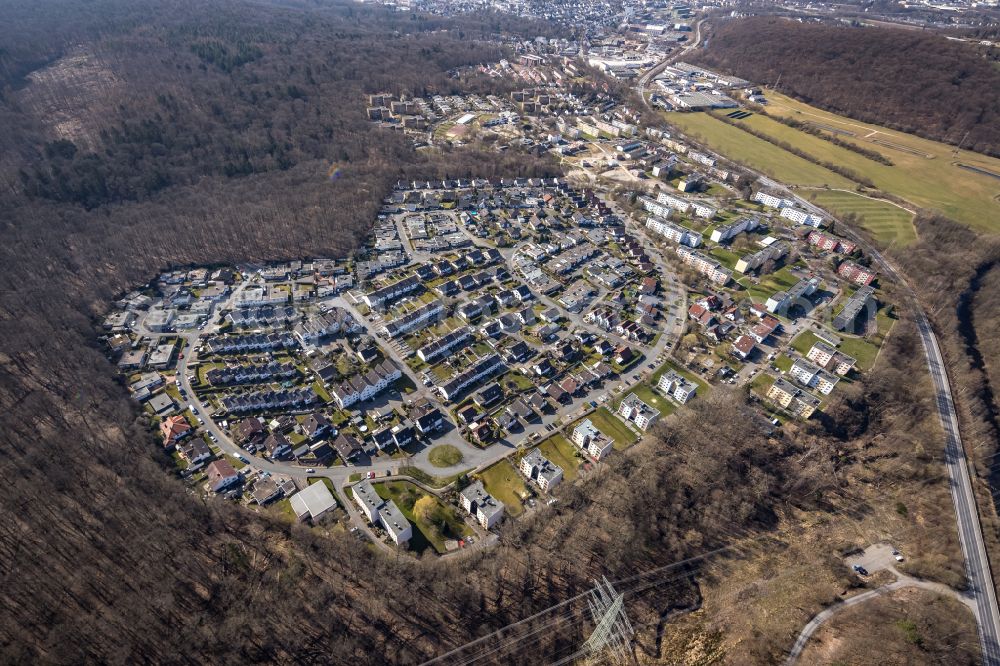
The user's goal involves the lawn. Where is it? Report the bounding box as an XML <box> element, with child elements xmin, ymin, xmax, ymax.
<box><xmin>479</xmin><ymin>459</ymin><xmax>529</xmax><ymax>517</ymax></box>
<box><xmin>312</xmin><ymin>380</ymin><xmax>332</xmax><ymax>404</ymax></box>
<box><xmin>709</xmin><ymin>246</ymin><xmax>741</xmax><ymax>271</ymax></box>
<box><xmin>749</xmin><ymin>372</ymin><xmax>775</xmax><ymax>397</ymax></box>
<box><xmin>537</xmin><ymin>434</ymin><xmax>580</xmax><ymax>482</ymax></box>
<box><xmin>801</xmin><ymin>189</ymin><xmax>916</xmax><ymax>247</ymax></box>
<box><xmin>587</xmin><ymin>407</ymin><xmax>639</xmax><ymax>451</ymax></box>
<box><xmin>428</xmin><ymin>444</ymin><xmax>463</xmax><ymax>468</ymax></box>
<box><xmin>791</xmin><ymin>326</ymin><xmax>882</xmax><ymax>371</ymax></box>
<box><xmin>743</xmin><ymin>266</ymin><xmax>801</xmax><ymax>304</ymax></box>
<box><xmin>838</xmin><ymin>335</ymin><xmax>881</xmax><ymax>372</ymax></box>
<box><xmin>373</xmin><ymin>481</ymin><xmax>471</xmax><ymax>554</ymax></box>
<box><xmin>621</xmin><ymin>382</ymin><xmax>676</xmax><ymax>417</ymax></box>
<box><xmin>504</xmin><ymin>371</ymin><xmax>536</xmax><ymax>392</ymax></box>
<box><xmin>774</xmin><ymin>354</ymin><xmax>793</xmax><ymax>373</ymax></box>
<box><xmin>671</xmin><ymin>97</ymin><xmax>1000</xmax><ymax>237</ymax></box>
<box><xmin>791</xmin><ymin>330</ymin><xmax>821</xmax><ymax>356</ymax></box>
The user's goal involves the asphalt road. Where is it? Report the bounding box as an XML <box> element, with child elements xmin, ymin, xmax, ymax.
<box><xmin>787</xmin><ymin>544</ymin><xmax>978</xmax><ymax>663</ymax></box>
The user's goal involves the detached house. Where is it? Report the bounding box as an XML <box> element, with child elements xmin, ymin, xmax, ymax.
<box><xmin>205</xmin><ymin>460</ymin><xmax>241</xmax><ymax>493</ymax></box>
<box><xmin>160</xmin><ymin>415</ymin><xmax>192</xmax><ymax>448</ymax></box>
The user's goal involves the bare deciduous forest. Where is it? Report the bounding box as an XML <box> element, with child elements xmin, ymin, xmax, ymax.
<box><xmin>0</xmin><ymin>1</ymin><xmax>995</xmax><ymax>663</ymax></box>
<box><xmin>694</xmin><ymin>17</ymin><xmax>1000</xmax><ymax>157</ymax></box>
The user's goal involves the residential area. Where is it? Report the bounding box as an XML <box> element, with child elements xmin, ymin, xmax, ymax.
<box><xmin>101</xmin><ymin>93</ymin><xmax>893</xmax><ymax>558</ymax></box>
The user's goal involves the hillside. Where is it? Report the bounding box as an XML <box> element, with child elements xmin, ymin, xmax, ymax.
<box><xmin>0</xmin><ymin>2</ymin><xmax>988</xmax><ymax>664</ymax></box>
<box><xmin>694</xmin><ymin>18</ymin><xmax>1000</xmax><ymax>157</ymax></box>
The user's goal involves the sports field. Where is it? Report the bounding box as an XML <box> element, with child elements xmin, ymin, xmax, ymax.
<box><xmin>801</xmin><ymin>189</ymin><xmax>917</xmax><ymax>247</ymax></box>
<box><xmin>665</xmin><ymin>93</ymin><xmax>1000</xmax><ymax>237</ymax></box>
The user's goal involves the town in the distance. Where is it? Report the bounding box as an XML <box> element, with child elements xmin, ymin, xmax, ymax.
<box><xmin>100</xmin><ymin>43</ymin><xmax>892</xmax><ymax>557</ymax></box>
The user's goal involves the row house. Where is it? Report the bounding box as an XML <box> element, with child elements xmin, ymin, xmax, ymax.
<box><xmin>205</xmin><ymin>361</ymin><xmax>297</xmax><ymax>386</ymax></box>
<box><xmin>439</xmin><ymin>354</ymin><xmax>505</xmax><ymax>402</ymax></box>
<box><xmin>363</xmin><ymin>275</ymin><xmax>420</xmax><ymax>310</ymax></box>
<box><xmin>417</xmin><ymin>327</ymin><xmax>472</xmax><ymax>364</ymax></box>
<box><xmin>220</xmin><ymin>387</ymin><xmax>318</xmax><ymax>414</ymax></box>
<box><xmin>808</xmin><ymin>231</ymin><xmax>856</xmax><ymax>254</ymax></box>
<box><xmin>227</xmin><ymin>305</ymin><xmax>297</xmax><ymax>327</ymax></box>
<box><xmin>586</xmin><ymin>306</ymin><xmax>620</xmax><ymax>332</ymax></box>
<box><xmin>837</xmin><ymin>261</ymin><xmax>877</xmax><ymax>287</ymax></box>
<box><xmin>204</xmin><ymin>332</ymin><xmax>297</xmax><ymax>354</ymax></box>
<box><xmin>616</xmin><ymin>320</ymin><xmax>647</xmax><ymax>342</ymax></box>
<box><xmin>330</xmin><ymin>359</ymin><xmax>402</xmax><ymax>409</ymax></box>
<box><xmin>381</xmin><ymin>300</ymin><xmax>444</xmax><ymax>339</ymax></box>
<box><xmin>293</xmin><ymin>307</ymin><xmax>359</xmax><ymax>345</ymax></box>
<box><xmin>749</xmin><ymin>315</ymin><xmax>781</xmax><ymax>344</ymax></box>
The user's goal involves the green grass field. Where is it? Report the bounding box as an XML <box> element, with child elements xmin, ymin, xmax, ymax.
<box><xmin>740</xmin><ymin>266</ymin><xmax>801</xmax><ymax>304</ymax></box>
<box><xmin>766</xmin><ymin>92</ymin><xmax>1000</xmax><ymax>234</ymax></box>
<box><xmin>374</xmin><ymin>481</ymin><xmax>471</xmax><ymax>554</ymax></box>
<box><xmin>666</xmin><ymin>111</ymin><xmax>855</xmax><ymax>188</ymax></box>
<box><xmin>479</xmin><ymin>459</ymin><xmax>529</xmax><ymax>517</ymax></box>
<box><xmin>427</xmin><ymin>445</ymin><xmax>463</xmax><ymax>468</ymax></box>
<box><xmin>666</xmin><ymin>95</ymin><xmax>1000</xmax><ymax>237</ymax></box>
<box><xmin>537</xmin><ymin>434</ymin><xmax>580</xmax><ymax>482</ymax></box>
<box><xmin>587</xmin><ymin>407</ymin><xmax>640</xmax><ymax>450</ymax></box>
<box><xmin>800</xmin><ymin>189</ymin><xmax>917</xmax><ymax>246</ymax></box>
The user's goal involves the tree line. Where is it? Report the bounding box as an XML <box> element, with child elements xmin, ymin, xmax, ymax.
<box><xmin>694</xmin><ymin>17</ymin><xmax>1000</xmax><ymax>157</ymax></box>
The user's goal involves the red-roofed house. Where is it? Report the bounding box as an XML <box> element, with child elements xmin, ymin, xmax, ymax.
<box><xmin>732</xmin><ymin>334</ymin><xmax>756</xmax><ymax>360</ymax></box>
<box><xmin>160</xmin><ymin>415</ymin><xmax>191</xmax><ymax>448</ymax></box>
<box><xmin>206</xmin><ymin>460</ymin><xmax>240</xmax><ymax>492</ymax></box>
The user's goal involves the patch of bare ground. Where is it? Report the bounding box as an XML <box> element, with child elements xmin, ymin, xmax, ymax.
<box><xmin>796</xmin><ymin>587</ymin><xmax>980</xmax><ymax>665</ymax></box>
<box><xmin>15</xmin><ymin>49</ymin><xmax>123</xmax><ymax>150</ymax></box>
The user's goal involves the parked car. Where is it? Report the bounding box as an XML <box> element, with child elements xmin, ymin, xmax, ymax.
<box><xmin>367</xmin><ymin>471</ymin><xmax>377</xmax><ymax>479</ymax></box>
<box><xmin>892</xmin><ymin>550</ymin><xmax>904</xmax><ymax>562</ymax></box>
<box><xmin>852</xmin><ymin>564</ymin><xmax>869</xmax><ymax>576</ymax></box>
